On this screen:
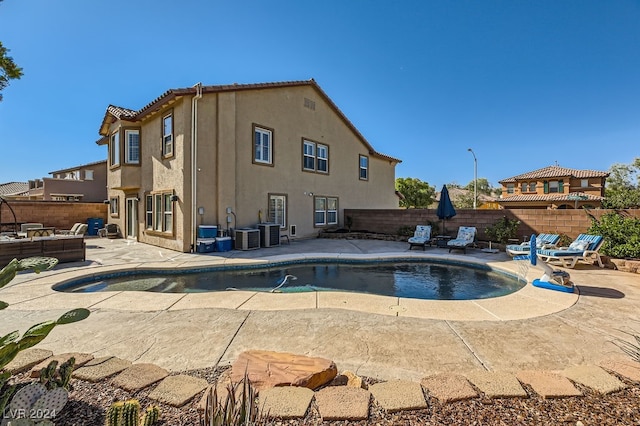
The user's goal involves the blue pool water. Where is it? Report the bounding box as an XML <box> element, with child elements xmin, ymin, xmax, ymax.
<box><xmin>55</xmin><ymin>260</ymin><xmax>524</xmax><ymax>301</ymax></box>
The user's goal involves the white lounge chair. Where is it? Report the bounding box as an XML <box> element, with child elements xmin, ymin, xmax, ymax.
<box><xmin>408</xmin><ymin>225</ymin><xmax>432</xmax><ymax>250</ymax></box>
<box><xmin>537</xmin><ymin>234</ymin><xmax>604</xmax><ymax>269</ymax></box>
<box><xmin>447</xmin><ymin>226</ymin><xmax>477</xmax><ymax>254</ymax></box>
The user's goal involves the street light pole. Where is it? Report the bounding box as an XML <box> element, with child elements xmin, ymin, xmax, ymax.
<box><xmin>467</xmin><ymin>148</ymin><xmax>477</xmax><ymax>209</ymax></box>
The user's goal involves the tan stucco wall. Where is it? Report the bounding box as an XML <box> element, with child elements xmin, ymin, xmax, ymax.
<box><xmin>188</xmin><ymin>85</ymin><xmax>398</xmax><ymax>242</ymax></box>
<box><xmin>104</xmin><ymin>84</ymin><xmax>399</xmax><ymax>252</ymax></box>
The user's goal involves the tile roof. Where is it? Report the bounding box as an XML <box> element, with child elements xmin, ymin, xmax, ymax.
<box><xmin>499</xmin><ymin>166</ymin><xmax>609</xmax><ymax>183</ymax></box>
<box><xmin>49</xmin><ymin>160</ymin><xmax>107</xmax><ymax>175</ymax></box>
<box><xmin>98</xmin><ymin>79</ymin><xmax>401</xmax><ymax>163</ymax></box>
<box><xmin>0</xmin><ymin>182</ymin><xmax>29</xmax><ymax>196</ymax></box>
<box><xmin>498</xmin><ymin>192</ymin><xmax>604</xmax><ymax>203</ymax></box>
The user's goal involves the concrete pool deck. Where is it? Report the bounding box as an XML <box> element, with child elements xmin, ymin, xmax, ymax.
<box><xmin>1</xmin><ymin>236</ymin><xmax>639</xmax><ymax>382</ymax></box>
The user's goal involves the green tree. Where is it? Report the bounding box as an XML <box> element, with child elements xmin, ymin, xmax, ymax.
<box><xmin>464</xmin><ymin>178</ymin><xmax>494</xmax><ymax>196</ymax></box>
<box><xmin>0</xmin><ymin>1</ymin><xmax>23</xmax><ymax>102</ymax></box>
<box><xmin>603</xmin><ymin>158</ymin><xmax>640</xmax><ymax>209</ymax></box>
<box><xmin>395</xmin><ymin>177</ymin><xmax>436</xmax><ymax>208</ymax></box>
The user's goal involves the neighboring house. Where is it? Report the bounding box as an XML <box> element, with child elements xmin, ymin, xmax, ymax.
<box><xmin>97</xmin><ymin>79</ymin><xmax>401</xmax><ymax>252</ymax></box>
<box><xmin>23</xmin><ymin>160</ymin><xmax>107</xmax><ymax>202</ymax></box>
<box><xmin>0</xmin><ymin>182</ymin><xmax>29</xmax><ymax>199</ymax></box>
<box><xmin>497</xmin><ymin>165</ymin><xmax>609</xmax><ymax>209</ymax></box>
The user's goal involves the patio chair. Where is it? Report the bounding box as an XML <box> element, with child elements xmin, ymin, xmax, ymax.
<box><xmin>58</xmin><ymin>222</ymin><xmax>87</xmax><ymax>236</ymax></box>
<box><xmin>536</xmin><ymin>234</ymin><xmax>604</xmax><ymax>269</ymax></box>
<box><xmin>101</xmin><ymin>223</ymin><xmax>121</xmax><ymax>239</ymax></box>
<box><xmin>447</xmin><ymin>226</ymin><xmax>477</xmax><ymax>253</ymax></box>
<box><xmin>506</xmin><ymin>233</ymin><xmax>561</xmax><ymax>257</ymax></box>
<box><xmin>408</xmin><ymin>225</ymin><xmax>432</xmax><ymax>250</ymax></box>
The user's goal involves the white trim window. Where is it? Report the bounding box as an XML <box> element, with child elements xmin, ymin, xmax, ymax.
<box><xmin>162</xmin><ymin>113</ymin><xmax>173</xmax><ymax>157</ymax></box>
<box><xmin>152</xmin><ymin>192</ymin><xmax>174</xmax><ymax>233</ymax></box>
<box><xmin>314</xmin><ymin>196</ymin><xmax>338</xmax><ymax>226</ymax></box>
<box><xmin>84</xmin><ymin>170</ymin><xmax>94</xmax><ymax>180</ymax></box>
<box><xmin>303</xmin><ymin>140</ymin><xmax>328</xmax><ymax>173</ymax></box>
<box><xmin>145</xmin><ymin>195</ymin><xmax>153</xmax><ymax>229</ymax></box>
<box><xmin>268</xmin><ymin>194</ymin><xmax>286</xmax><ymax>228</ymax></box>
<box><xmin>303</xmin><ymin>141</ymin><xmax>315</xmax><ymax>170</ymax></box>
<box><xmin>109</xmin><ymin>197</ymin><xmax>119</xmax><ymax>216</ymax></box>
<box><xmin>254</xmin><ymin>126</ymin><xmax>272</xmax><ymax>164</ymax></box>
<box><xmin>581</xmin><ymin>178</ymin><xmax>589</xmax><ymax>188</ymax></box>
<box><xmin>359</xmin><ymin>155</ymin><xmax>368</xmax><ymax>180</ymax></box>
<box><xmin>110</xmin><ymin>131</ymin><xmax>120</xmax><ymax>167</ymax></box>
<box><xmin>125</xmin><ymin>129</ymin><xmax>140</xmax><ymax>164</ymax></box>
<box><xmin>163</xmin><ymin>194</ymin><xmax>173</xmax><ymax>233</ymax></box>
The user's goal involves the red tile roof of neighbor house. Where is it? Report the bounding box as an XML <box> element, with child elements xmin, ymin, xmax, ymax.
<box><xmin>499</xmin><ymin>166</ymin><xmax>609</xmax><ymax>183</ymax></box>
<box><xmin>498</xmin><ymin>191</ymin><xmax>605</xmax><ymax>203</ymax></box>
<box><xmin>97</xmin><ymin>80</ymin><xmax>402</xmax><ymax>163</ymax></box>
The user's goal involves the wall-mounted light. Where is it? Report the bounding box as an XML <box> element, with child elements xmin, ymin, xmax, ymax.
<box><xmin>304</xmin><ymin>191</ymin><xmax>314</xmax><ymax>197</ymax></box>
<box><xmin>103</xmin><ymin>200</ymin><xmax>110</xmax><ymax>204</ymax></box>
<box><xmin>170</xmin><ymin>195</ymin><xmax>179</xmax><ymax>202</ymax></box>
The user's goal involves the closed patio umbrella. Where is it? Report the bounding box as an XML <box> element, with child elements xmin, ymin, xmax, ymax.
<box><xmin>436</xmin><ymin>185</ymin><xmax>457</xmax><ymax>235</ymax></box>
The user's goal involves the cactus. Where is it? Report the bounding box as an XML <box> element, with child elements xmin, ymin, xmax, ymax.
<box><xmin>38</xmin><ymin>357</ymin><xmax>75</xmax><ymax>390</ymax></box>
<box><xmin>104</xmin><ymin>400</ymin><xmax>160</xmax><ymax>426</ymax></box>
<box><xmin>105</xmin><ymin>401</ymin><xmax>125</xmax><ymax>426</ymax></box>
<box><xmin>122</xmin><ymin>399</ymin><xmax>141</xmax><ymax>426</ymax></box>
<box><xmin>3</xmin><ymin>382</ymin><xmax>67</xmax><ymax>423</ymax></box>
<box><xmin>0</xmin><ymin>257</ymin><xmax>87</xmax><ymax>424</ymax></box>
<box><xmin>141</xmin><ymin>405</ymin><xmax>160</xmax><ymax>426</ymax></box>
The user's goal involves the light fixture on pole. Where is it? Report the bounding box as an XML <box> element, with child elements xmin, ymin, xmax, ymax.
<box><xmin>467</xmin><ymin>148</ymin><xmax>477</xmax><ymax>209</ymax></box>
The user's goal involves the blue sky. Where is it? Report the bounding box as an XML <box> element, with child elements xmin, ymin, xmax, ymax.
<box><xmin>1</xmin><ymin>0</ymin><xmax>639</xmax><ymax>191</ymax></box>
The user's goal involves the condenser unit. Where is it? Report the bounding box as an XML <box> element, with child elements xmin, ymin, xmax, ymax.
<box><xmin>258</xmin><ymin>223</ymin><xmax>281</xmax><ymax>248</ymax></box>
<box><xmin>235</xmin><ymin>228</ymin><xmax>260</xmax><ymax>250</ymax></box>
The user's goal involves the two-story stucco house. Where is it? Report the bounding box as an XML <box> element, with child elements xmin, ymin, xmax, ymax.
<box><xmin>25</xmin><ymin>160</ymin><xmax>107</xmax><ymax>202</ymax></box>
<box><xmin>497</xmin><ymin>165</ymin><xmax>609</xmax><ymax>209</ymax></box>
<box><xmin>97</xmin><ymin>80</ymin><xmax>401</xmax><ymax>252</ymax></box>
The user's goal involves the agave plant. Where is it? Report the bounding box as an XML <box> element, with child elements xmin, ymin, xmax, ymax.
<box><xmin>613</xmin><ymin>330</ymin><xmax>640</xmax><ymax>363</ymax></box>
<box><xmin>200</xmin><ymin>372</ymin><xmax>267</xmax><ymax>426</ymax></box>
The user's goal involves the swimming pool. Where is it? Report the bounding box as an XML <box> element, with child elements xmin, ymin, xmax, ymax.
<box><xmin>54</xmin><ymin>259</ymin><xmax>524</xmax><ymax>301</ymax></box>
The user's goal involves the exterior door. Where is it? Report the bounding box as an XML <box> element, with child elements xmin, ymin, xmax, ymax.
<box><xmin>126</xmin><ymin>197</ymin><xmax>138</xmax><ymax>239</ymax></box>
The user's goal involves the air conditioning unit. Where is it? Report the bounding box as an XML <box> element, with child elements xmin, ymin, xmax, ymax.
<box><xmin>235</xmin><ymin>228</ymin><xmax>260</xmax><ymax>250</ymax></box>
<box><xmin>258</xmin><ymin>223</ymin><xmax>281</xmax><ymax>247</ymax></box>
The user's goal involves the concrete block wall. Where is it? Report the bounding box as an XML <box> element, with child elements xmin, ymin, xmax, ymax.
<box><xmin>0</xmin><ymin>201</ymin><xmax>108</xmax><ymax>231</ymax></box>
<box><xmin>345</xmin><ymin>208</ymin><xmax>640</xmax><ymax>241</ymax></box>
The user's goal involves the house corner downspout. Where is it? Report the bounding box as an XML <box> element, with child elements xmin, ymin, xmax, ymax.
<box><xmin>190</xmin><ymin>82</ymin><xmax>203</xmax><ymax>252</ymax></box>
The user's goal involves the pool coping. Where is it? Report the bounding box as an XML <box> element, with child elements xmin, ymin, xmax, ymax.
<box><xmin>2</xmin><ymin>251</ymin><xmax>579</xmax><ymax>321</ymax></box>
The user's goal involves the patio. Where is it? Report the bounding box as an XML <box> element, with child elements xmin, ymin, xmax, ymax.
<box><xmin>1</xmin><ymin>237</ymin><xmax>638</xmax><ymax>382</ymax></box>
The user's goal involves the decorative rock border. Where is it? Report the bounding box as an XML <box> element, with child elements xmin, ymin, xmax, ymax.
<box><xmin>5</xmin><ymin>348</ymin><xmax>640</xmax><ymax>422</ymax></box>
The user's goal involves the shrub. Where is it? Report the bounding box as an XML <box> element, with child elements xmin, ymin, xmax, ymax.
<box><xmin>588</xmin><ymin>211</ymin><xmax>640</xmax><ymax>259</ymax></box>
<box><xmin>485</xmin><ymin>216</ymin><xmax>521</xmax><ymax>244</ymax></box>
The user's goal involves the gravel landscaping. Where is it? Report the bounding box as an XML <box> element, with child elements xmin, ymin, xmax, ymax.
<box><xmin>16</xmin><ymin>367</ymin><xmax>636</xmax><ymax>425</ymax></box>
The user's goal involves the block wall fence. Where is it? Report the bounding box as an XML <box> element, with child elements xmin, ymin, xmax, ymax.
<box><xmin>0</xmin><ymin>201</ymin><xmax>108</xmax><ymax>231</ymax></box>
<box><xmin>344</xmin><ymin>208</ymin><xmax>640</xmax><ymax>241</ymax></box>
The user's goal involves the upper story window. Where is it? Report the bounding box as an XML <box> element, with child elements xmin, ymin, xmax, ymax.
<box><xmin>84</xmin><ymin>170</ymin><xmax>94</xmax><ymax>180</ymax></box>
<box><xmin>544</xmin><ymin>180</ymin><xmax>564</xmax><ymax>193</ymax></box>
<box><xmin>520</xmin><ymin>183</ymin><xmax>527</xmax><ymax>193</ymax></box>
<box><xmin>253</xmin><ymin>125</ymin><xmax>273</xmax><ymax>165</ymax></box>
<box><xmin>110</xmin><ymin>131</ymin><xmax>120</xmax><ymax>167</ymax></box>
<box><xmin>125</xmin><ymin>129</ymin><xmax>140</xmax><ymax>164</ymax></box>
<box><xmin>302</xmin><ymin>140</ymin><xmax>328</xmax><ymax>173</ymax></box>
<box><xmin>581</xmin><ymin>178</ymin><xmax>589</xmax><ymax>188</ymax></box>
<box><xmin>506</xmin><ymin>184</ymin><xmax>514</xmax><ymax>194</ymax></box>
<box><xmin>162</xmin><ymin>113</ymin><xmax>173</xmax><ymax>158</ymax></box>
<box><xmin>529</xmin><ymin>182</ymin><xmax>536</xmax><ymax>192</ymax></box>
<box><xmin>359</xmin><ymin>155</ymin><xmax>369</xmax><ymax>180</ymax></box>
